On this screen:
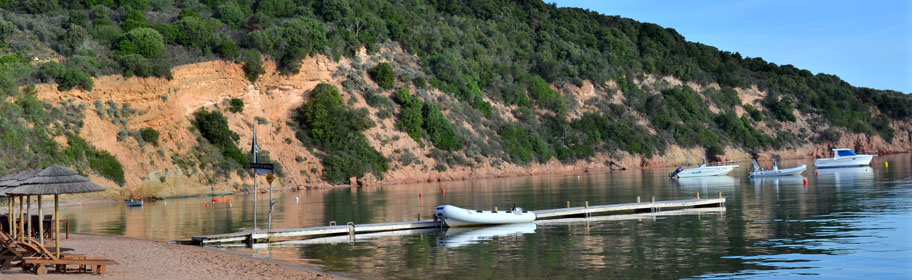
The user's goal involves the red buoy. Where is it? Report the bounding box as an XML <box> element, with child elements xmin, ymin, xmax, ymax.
<box><xmin>419</xmin><ymin>193</ymin><xmax>423</xmax><ymax>198</ymax></box>
<box><xmin>205</xmin><ymin>203</ymin><xmax>209</xmax><ymax>208</ymax></box>
<box><xmin>803</xmin><ymin>179</ymin><xmax>808</xmax><ymax>185</ymax></box>
<box><xmin>441</xmin><ymin>188</ymin><xmax>446</xmax><ymax>195</ymax></box>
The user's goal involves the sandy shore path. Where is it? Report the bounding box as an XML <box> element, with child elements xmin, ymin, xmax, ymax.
<box><xmin>1</xmin><ymin>234</ymin><xmax>338</xmax><ymax>279</ymax></box>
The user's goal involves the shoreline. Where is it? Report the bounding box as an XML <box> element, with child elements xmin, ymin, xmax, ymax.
<box><xmin>0</xmin><ymin>234</ymin><xmax>340</xmax><ymax>279</ymax></box>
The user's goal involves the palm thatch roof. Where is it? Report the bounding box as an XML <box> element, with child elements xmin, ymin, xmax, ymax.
<box><xmin>7</xmin><ymin>165</ymin><xmax>105</xmax><ymax>195</ymax></box>
<box><xmin>0</xmin><ymin>169</ymin><xmax>41</xmax><ymax>196</ymax></box>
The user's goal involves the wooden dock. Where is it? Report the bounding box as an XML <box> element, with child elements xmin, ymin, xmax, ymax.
<box><xmin>191</xmin><ymin>196</ymin><xmax>725</xmax><ymax>245</ymax></box>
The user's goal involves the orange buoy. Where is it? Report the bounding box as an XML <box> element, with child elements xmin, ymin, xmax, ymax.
<box><xmin>442</xmin><ymin>188</ymin><xmax>446</xmax><ymax>195</ymax></box>
<box><xmin>803</xmin><ymin>179</ymin><xmax>808</xmax><ymax>185</ymax></box>
<box><xmin>205</xmin><ymin>203</ymin><xmax>209</xmax><ymax>208</ymax></box>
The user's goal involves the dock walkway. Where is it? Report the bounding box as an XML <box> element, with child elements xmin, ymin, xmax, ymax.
<box><xmin>191</xmin><ymin>197</ymin><xmax>725</xmax><ymax>245</ymax></box>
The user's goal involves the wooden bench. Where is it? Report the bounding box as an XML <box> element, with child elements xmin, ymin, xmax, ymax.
<box><xmin>22</xmin><ymin>258</ymin><xmax>118</xmax><ymax>275</ymax></box>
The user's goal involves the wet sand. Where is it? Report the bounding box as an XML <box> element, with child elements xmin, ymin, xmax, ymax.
<box><xmin>1</xmin><ymin>234</ymin><xmax>338</xmax><ymax>279</ymax></box>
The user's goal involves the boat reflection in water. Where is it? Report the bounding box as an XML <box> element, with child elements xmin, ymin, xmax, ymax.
<box><xmin>438</xmin><ymin>223</ymin><xmax>537</xmax><ymax>248</ymax></box>
<box><xmin>675</xmin><ymin>176</ymin><xmax>739</xmax><ymax>190</ymax></box>
<box><xmin>750</xmin><ymin>176</ymin><xmax>807</xmax><ymax>190</ymax></box>
<box><xmin>816</xmin><ymin>166</ymin><xmax>875</xmax><ymax>187</ymax></box>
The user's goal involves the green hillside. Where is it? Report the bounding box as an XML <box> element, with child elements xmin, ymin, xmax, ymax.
<box><xmin>1</xmin><ymin>0</ymin><xmax>909</xmax><ymax>184</ymax></box>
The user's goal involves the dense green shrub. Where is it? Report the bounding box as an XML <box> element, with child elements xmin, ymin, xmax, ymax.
<box><xmin>140</xmin><ymin>127</ymin><xmax>160</xmax><ymax>146</ymax></box>
<box><xmin>712</xmin><ymin>87</ymin><xmax>741</xmax><ymax>109</ymax></box>
<box><xmin>295</xmin><ymin>83</ymin><xmax>387</xmax><ymax>183</ymax></box>
<box><xmin>175</xmin><ymin>16</ymin><xmax>213</xmax><ymax>50</ymax></box>
<box><xmin>121</xmin><ymin>9</ymin><xmax>148</xmax><ymax>31</ymax></box>
<box><xmin>528</xmin><ymin>76</ymin><xmax>565</xmax><ymax>113</ymax></box>
<box><xmin>422</xmin><ymin>103</ymin><xmax>461</xmax><ymax>151</ymax></box>
<box><xmin>242</xmin><ymin>50</ymin><xmax>265</xmax><ymax>82</ymax></box>
<box><xmin>88</xmin><ymin>150</ymin><xmax>125</xmax><ymax>186</ymax></box>
<box><xmin>256</xmin><ymin>0</ymin><xmax>296</xmax><ymax>18</ymax></box>
<box><xmin>743</xmin><ymin>103</ymin><xmax>763</xmax><ymax>121</ymax></box>
<box><xmin>368</xmin><ymin>62</ymin><xmax>395</xmax><ymax>90</ymax></box>
<box><xmin>149</xmin><ymin>24</ymin><xmax>180</xmax><ymax>44</ymax></box>
<box><xmin>393</xmin><ymin>87</ymin><xmax>423</xmax><ymax>141</ymax></box>
<box><xmin>117</xmin><ymin>28</ymin><xmax>165</xmax><ymax>59</ymax></box>
<box><xmin>192</xmin><ymin>108</ymin><xmax>246</xmax><ymax>167</ymax></box>
<box><xmin>229</xmin><ymin>98</ymin><xmax>244</xmax><ymax>113</ymax></box>
<box><xmin>215</xmin><ymin>3</ymin><xmax>245</xmax><ymax>28</ymax></box>
<box><xmin>499</xmin><ymin>124</ymin><xmax>551</xmax><ymax>164</ymax></box>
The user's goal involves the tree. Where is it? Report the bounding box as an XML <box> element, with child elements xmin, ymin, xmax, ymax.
<box><xmin>121</xmin><ymin>9</ymin><xmax>148</xmax><ymax>31</ymax></box>
<box><xmin>175</xmin><ymin>16</ymin><xmax>213</xmax><ymax>49</ymax></box>
<box><xmin>117</xmin><ymin>27</ymin><xmax>165</xmax><ymax>59</ymax></box>
<box><xmin>215</xmin><ymin>3</ymin><xmax>245</xmax><ymax>28</ymax></box>
<box><xmin>242</xmin><ymin>50</ymin><xmax>265</xmax><ymax>82</ymax></box>
<box><xmin>368</xmin><ymin>62</ymin><xmax>395</xmax><ymax>90</ymax></box>
<box><xmin>393</xmin><ymin>88</ymin><xmax>423</xmax><ymax>141</ymax></box>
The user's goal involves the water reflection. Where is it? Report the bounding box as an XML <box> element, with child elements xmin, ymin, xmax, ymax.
<box><xmin>816</xmin><ymin>167</ymin><xmax>875</xmax><ymax>187</ymax></box>
<box><xmin>438</xmin><ymin>223</ymin><xmax>537</xmax><ymax>247</ymax></box>
<box><xmin>750</xmin><ymin>176</ymin><xmax>807</xmax><ymax>189</ymax></box>
<box><xmin>675</xmin><ymin>175</ymin><xmax>739</xmax><ymax>190</ymax></box>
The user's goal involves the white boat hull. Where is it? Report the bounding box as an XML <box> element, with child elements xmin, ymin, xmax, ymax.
<box><xmin>814</xmin><ymin>155</ymin><xmax>874</xmax><ymax>168</ymax></box>
<box><xmin>676</xmin><ymin>165</ymin><xmax>738</xmax><ymax>178</ymax></box>
<box><xmin>435</xmin><ymin>205</ymin><xmax>536</xmax><ymax>227</ymax></box>
<box><xmin>749</xmin><ymin>164</ymin><xmax>807</xmax><ymax>177</ymax></box>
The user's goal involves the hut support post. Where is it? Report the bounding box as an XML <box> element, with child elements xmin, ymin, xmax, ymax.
<box><xmin>25</xmin><ymin>195</ymin><xmax>30</xmax><ymax>239</ymax></box>
<box><xmin>18</xmin><ymin>196</ymin><xmax>23</xmax><ymax>241</ymax></box>
<box><xmin>55</xmin><ymin>194</ymin><xmax>59</xmax><ymax>259</ymax></box>
<box><xmin>38</xmin><ymin>195</ymin><xmax>43</xmax><ymax>245</ymax></box>
<box><xmin>8</xmin><ymin>196</ymin><xmax>14</xmax><ymax>240</ymax></box>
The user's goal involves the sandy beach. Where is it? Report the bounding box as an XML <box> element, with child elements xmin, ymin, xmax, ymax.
<box><xmin>1</xmin><ymin>234</ymin><xmax>338</xmax><ymax>279</ymax></box>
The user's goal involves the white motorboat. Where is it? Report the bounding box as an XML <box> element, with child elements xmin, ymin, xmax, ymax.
<box><xmin>749</xmin><ymin>160</ymin><xmax>807</xmax><ymax>177</ymax></box>
<box><xmin>438</xmin><ymin>223</ymin><xmax>537</xmax><ymax>247</ymax></box>
<box><xmin>669</xmin><ymin>158</ymin><xmax>739</xmax><ymax>178</ymax></box>
<box><xmin>814</xmin><ymin>148</ymin><xmax>874</xmax><ymax>168</ymax></box>
<box><xmin>435</xmin><ymin>205</ymin><xmax>536</xmax><ymax>227</ymax></box>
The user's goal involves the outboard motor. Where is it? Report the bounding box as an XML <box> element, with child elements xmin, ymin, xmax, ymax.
<box><xmin>668</xmin><ymin>167</ymin><xmax>683</xmax><ymax>178</ymax></box>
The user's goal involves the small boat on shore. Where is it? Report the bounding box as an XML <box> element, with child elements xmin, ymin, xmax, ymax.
<box><xmin>814</xmin><ymin>148</ymin><xmax>874</xmax><ymax>168</ymax></box>
<box><xmin>435</xmin><ymin>205</ymin><xmax>536</xmax><ymax>227</ymax></box>
<box><xmin>669</xmin><ymin>158</ymin><xmax>739</xmax><ymax>178</ymax></box>
<box><xmin>749</xmin><ymin>159</ymin><xmax>806</xmax><ymax>177</ymax></box>
<box><xmin>126</xmin><ymin>200</ymin><xmax>143</xmax><ymax>207</ymax></box>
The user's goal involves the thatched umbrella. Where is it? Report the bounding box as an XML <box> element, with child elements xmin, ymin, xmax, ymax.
<box><xmin>0</xmin><ymin>170</ymin><xmax>39</xmax><ymax>241</ymax></box>
<box><xmin>0</xmin><ymin>173</ymin><xmax>15</xmax><ymax>238</ymax></box>
<box><xmin>9</xmin><ymin>165</ymin><xmax>105</xmax><ymax>258</ymax></box>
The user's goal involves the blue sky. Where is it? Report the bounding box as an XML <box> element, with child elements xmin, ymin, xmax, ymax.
<box><xmin>551</xmin><ymin>0</ymin><xmax>911</xmax><ymax>93</ymax></box>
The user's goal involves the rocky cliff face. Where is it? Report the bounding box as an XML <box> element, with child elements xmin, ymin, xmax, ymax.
<box><xmin>33</xmin><ymin>50</ymin><xmax>912</xmax><ymax>198</ymax></box>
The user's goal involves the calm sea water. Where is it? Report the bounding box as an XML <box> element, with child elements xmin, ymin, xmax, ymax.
<box><xmin>57</xmin><ymin>154</ymin><xmax>912</xmax><ymax>279</ymax></box>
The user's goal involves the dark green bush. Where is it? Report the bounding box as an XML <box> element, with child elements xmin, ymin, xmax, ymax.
<box><xmin>121</xmin><ymin>9</ymin><xmax>148</xmax><ymax>31</ymax></box>
<box><xmin>149</xmin><ymin>23</ymin><xmax>180</xmax><ymax>44</ymax></box>
<box><xmin>192</xmin><ymin>108</ymin><xmax>246</xmax><ymax>167</ymax></box>
<box><xmin>295</xmin><ymin>83</ymin><xmax>387</xmax><ymax>183</ymax></box>
<box><xmin>743</xmin><ymin>103</ymin><xmax>763</xmax><ymax>121</ymax></box>
<box><xmin>89</xmin><ymin>150</ymin><xmax>125</xmax><ymax>186</ymax></box>
<box><xmin>242</xmin><ymin>50</ymin><xmax>265</xmax><ymax>82</ymax></box>
<box><xmin>422</xmin><ymin>103</ymin><xmax>461</xmax><ymax>151</ymax></box>
<box><xmin>229</xmin><ymin>98</ymin><xmax>244</xmax><ymax>113</ymax></box>
<box><xmin>499</xmin><ymin>124</ymin><xmax>551</xmax><ymax>164</ymax></box>
<box><xmin>368</xmin><ymin>62</ymin><xmax>395</xmax><ymax>90</ymax></box>
<box><xmin>528</xmin><ymin>76</ymin><xmax>565</xmax><ymax>113</ymax></box>
<box><xmin>117</xmin><ymin>27</ymin><xmax>165</xmax><ymax>59</ymax></box>
<box><xmin>140</xmin><ymin>127</ymin><xmax>160</xmax><ymax>146</ymax></box>
<box><xmin>215</xmin><ymin>2</ymin><xmax>245</xmax><ymax>28</ymax></box>
<box><xmin>393</xmin><ymin>87</ymin><xmax>423</xmax><ymax>141</ymax></box>
<box><xmin>175</xmin><ymin>16</ymin><xmax>213</xmax><ymax>50</ymax></box>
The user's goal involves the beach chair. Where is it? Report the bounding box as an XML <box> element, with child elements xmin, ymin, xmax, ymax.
<box><xmin>16</xmin><ymin>238</ymin><xmax>118</xmax><ymax>275</ymax></box>
<box><xmin>0</xmin><ymin>231</ymin><xmax>33</xmax><ymax>271</ymax></box>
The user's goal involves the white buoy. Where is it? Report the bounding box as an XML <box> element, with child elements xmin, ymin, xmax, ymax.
<box><xmin>577</xmin><ymin>176</ymin><xmax>580</xmax><ymax>180</ymax></box>
<box><xmin>295</xmin><ymin>197</ymin><xmax>299</xmax><ymax>203</ymax></box>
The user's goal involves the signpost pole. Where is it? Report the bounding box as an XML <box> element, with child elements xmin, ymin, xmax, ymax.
<box><xmin>267</xmin><ymin>172</ymin><xmax>274</xmax><ymax>232</ymax></box>
<box><xmin>252</xmin><ymin>124</ymin><xmax>258</xmax><ymax>231</ymax></box>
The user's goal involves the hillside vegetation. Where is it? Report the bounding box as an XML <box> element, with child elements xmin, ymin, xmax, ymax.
<box><xmin>0</xmin><ymin>0</ymin><xmax>909</xmax><ymax>188</ymax></box>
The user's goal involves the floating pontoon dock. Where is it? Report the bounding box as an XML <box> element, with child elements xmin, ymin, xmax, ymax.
<box><xmin>191</xmin><ymin>196</ymin><xmax>725</xmax><ymax>245</ymax></box>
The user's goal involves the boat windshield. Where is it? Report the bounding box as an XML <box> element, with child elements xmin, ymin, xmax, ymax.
<box><xmin>837</xmin><ymin>150</ymin><xmax>857</xmax><ymax>156</ymax></box>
